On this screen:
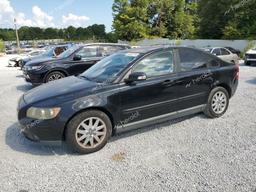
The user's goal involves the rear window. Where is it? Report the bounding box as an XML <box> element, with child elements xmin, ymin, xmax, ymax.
<box><xmin>179</xmin><ymin>48</ymin><xmax>220</xmax><ymax>71</ymax></box>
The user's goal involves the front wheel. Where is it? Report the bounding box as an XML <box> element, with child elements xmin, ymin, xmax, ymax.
<box><xmin>45</xmin><ymin>71</ymin><xmax>65</xmax><ymax>83</ymax></box>
<box><xmin>66</xmin><ymin>110</ymin><xmax>112</xmax><ymax>154</ymax></box>
<box><xmin>204</xmin><ymin>87</ymin><xmax>229</xmax><ymax>118</ymax></box>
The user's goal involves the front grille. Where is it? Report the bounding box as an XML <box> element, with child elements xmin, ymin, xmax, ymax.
<box><xmin>246</xmin><ymin>54</ymin><xmax>256</xmax><ymax>59</ymax></box>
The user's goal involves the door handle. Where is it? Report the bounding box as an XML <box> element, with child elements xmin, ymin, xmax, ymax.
<box><xmin>161</xmin><ymin>79</ymin><xmax>174</xmax><ymax>86</ymax></box>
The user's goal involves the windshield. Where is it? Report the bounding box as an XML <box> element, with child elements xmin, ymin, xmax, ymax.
<box><xmin>80</xmin><ymin>52</ymin><xmax>140</xmax><ymax>83</ymax></box>
<box><xmin>41</xmin><ymin>47</ymin><xmax>54</xmax><ymax>57</ymax></box>
<box><xmin>57</xmin><ymin>45</ymin><xmax>79</xmax><ymax>59</ymax></box>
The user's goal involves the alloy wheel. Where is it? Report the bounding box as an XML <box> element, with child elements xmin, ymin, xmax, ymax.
<box><xmin>48</xmin><ymin>73</ymin><xmax>64</xmax><ymax>81</ymax></box>
<box><xmin>75</xmin><ymin>117</ymin><xmax>107</xmax><ymax>149</ymax></box>
<box><xmin>211</xmin><ymin>91</ymin><xmax>227</xmax><ymax>114</ymax></box>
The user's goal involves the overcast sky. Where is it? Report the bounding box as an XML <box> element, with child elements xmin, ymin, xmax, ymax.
<box><xmin>0</xmin><ymin>0</ymin><xmax>114</xmax><ymax>31</ymax></box>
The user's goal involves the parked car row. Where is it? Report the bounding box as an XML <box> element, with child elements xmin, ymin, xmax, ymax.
<box><xmin>202</xmin><ymin>47</ymin><xmax>240</xmax><ymax>64</ymax></box>
<box><xmin>16</xmin><ymin>44</ymin><xmax>239</xmax><ymax>154</ymax></box>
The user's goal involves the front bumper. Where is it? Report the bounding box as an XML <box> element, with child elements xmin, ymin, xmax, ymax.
<box><xmin>17</xmin><ymin>96</ymin><xmax>65</xmax><ymax>142</ymax></box>
<box><xmin>22</xmin><ymin>69</ymin><xmax>46</xmax><ymax>84</ymax></box>
<box><xmin>18</xmin><ymin>117</ymin><xmax>65</xmax><ymax>143</ymax></box>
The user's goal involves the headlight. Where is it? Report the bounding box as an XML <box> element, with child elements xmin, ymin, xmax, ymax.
<box><xmin>26</xmin><ymin>107</ymin><xmax>61</xmax><ymax>119</ymax></box>
<box><xmin>27</xmin><ymin>65</ymin><xmax>44</xmax><ymax>71</ymax></box>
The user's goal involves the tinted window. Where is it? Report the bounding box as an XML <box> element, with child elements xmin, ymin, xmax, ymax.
<box><xmin>179</xmin><ymin>48</ymin><xmax>216</xmax><ymax>71</ymax></box>
<box><xmin>54</xmin><ymin>46</ymin><xmax>67</xmax><ymax>56</ymax></box>
<box><xmin>77</xmin><ymin>46</ymin><xmax>98</xmax><ymax>58</ymax></box>
<box><xmin>132</xmin><ymin>50</ymin><xmax>174</xmax><ymax>78</ymax></box>
<box><xmin>100</xmin><ymin>46</ymin><xmax>125</xmax><ymax>56</ymax></box>
<box><xmin>212</xmin><ymin>48</ymin><xmax>221</xmax><ymax>56</ymax></box>
<box><xmin>221</xmin><ymin>48</ymin><xmax>230</xmax><ymax>55</ymax></box>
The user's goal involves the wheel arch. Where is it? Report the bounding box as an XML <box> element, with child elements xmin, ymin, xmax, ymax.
<box><xmin>215</xmin><ymin>83</ymin><xmax>232</xmax><ymax>98</ymax></box>
<box><xmin>62</xmin><ymin>107</ymin><xmax>115</xmax><ymax>140</ymax></box>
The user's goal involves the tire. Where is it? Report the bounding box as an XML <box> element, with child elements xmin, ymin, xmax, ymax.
<box><xmin>204</xmin><ymin>87</ymin><xmax>229</xmax><ymax>118</ymax></box>
<box><xmin>14</xmin><ymin>61</ymin><xmax>19</xmax><ymax>67</ymax></box>
<box><xmin>18</xmin><ymin>60</ymin><xmax>23</xmax><ymax>67</ymax></box>
<box><xmin>244</xmin><ymin>61</ymin><xmax>250</xmax><ymax>66</ymax></box>
<box><xmin>45</xmin><ymin>71</ymin><xmax>65</xmax><ymax>83</ymax></box>
<box><xmin>66</xmin><ymin>110</ymin><xmax>112</xmax><ymax>154</ymax></box>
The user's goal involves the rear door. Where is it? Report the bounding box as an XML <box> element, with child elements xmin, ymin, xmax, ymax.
<box><xmin>67</xmin><ymin>46</ymin><xmax>102</xmax><ymax>75</ymax></box>
<box><xmin>175</xmin><ymin>47</ymin><xmax>216</xmax><ymax>109</ymax></box>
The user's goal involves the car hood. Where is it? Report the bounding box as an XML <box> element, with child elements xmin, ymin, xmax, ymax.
<box><xmin>23</xmin><ymin>76</ymin><xmax>97</xmax><ymax>105</ymax></box>
<box><xmin>246</xmin><ymin>49</ymin><xmax>256</xmax><ymax>54</ymax></box>
<box><xmin>25</xmin><ymin>56</ymin><xmax>58</xmax><ymax>66</ymax></box>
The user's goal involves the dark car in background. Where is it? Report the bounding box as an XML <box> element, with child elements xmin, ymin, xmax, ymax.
<box><xmin>17</xmin><ymin>46</ymin><xmax>239</xmax><ymax>154</ymax></box>
<box><xmin>22</xmin><ymin>43</ymin><xmax>130</xmax><ymax>85</ymax></box>
<box><xmin>20</xmin><ymin>44</ymin><xmax>72</xmax><ymax>68</ymax></box>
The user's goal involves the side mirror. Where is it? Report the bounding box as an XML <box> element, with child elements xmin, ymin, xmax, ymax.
<box><xmin>125</xmin><ymin>72</ymin><xmax>147</xmax><ymax>84</ymax></box>
<box><xmin>73</xmin><ymin>54</ymin><xmax>82</xmax><ymax>61</ymax></box>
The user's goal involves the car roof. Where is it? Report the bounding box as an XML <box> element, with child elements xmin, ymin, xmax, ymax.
<box><xmin>82</xmin><ymin>43</ymin><xmax>130</xmax><ymax>47</ymax></box>
<box><xmin>203</xmin><ymin>47</ymin><xmax>227</xmax><ymax>49</ymax></box>
<box><xmin>118</xmin><ymin>45</ymin><xmax>193</xmax><ymax>54</ymax></box>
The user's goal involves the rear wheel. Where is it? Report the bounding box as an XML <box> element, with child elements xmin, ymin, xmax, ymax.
<box><xmin>45</xmin><ymin>71</ymin><xmax>65</xmax><ymax>83</ymax></box>
<box><xmin>204</xmin><ymin>87</ymin><xmax>229</xmax><ymax>118</ymax></box>
<box><xmin>66</xmin><ymin>110</ymin><xmax>112</xmax><ymax>154</ymax></box>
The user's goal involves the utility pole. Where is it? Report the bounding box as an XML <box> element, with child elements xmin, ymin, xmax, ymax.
<box><xmin>14</xmin><ymin>18</ymin><xmax>20</xmax><ymax>54</ymax></box>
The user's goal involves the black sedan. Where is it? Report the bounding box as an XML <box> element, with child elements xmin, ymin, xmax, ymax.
<box><xmin>17</xmin><ymin>46</ymin><xmax>239</xmax><ymax>154</ymax></box>
<box><xmin>22</xmin><ymin>43</ymin><xmax>130</xmax><ymax>85</ymax></box>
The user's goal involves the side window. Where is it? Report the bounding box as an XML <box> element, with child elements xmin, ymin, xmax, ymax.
<box><xmin>132</xmin><ymin>50</ymin><xmax>174</xmax><ymax>78</ymax></box>
<box><xmin>212</xmin><ymin>48</ymin><xmax>221</xmax><ymax>56</ymax></box>
<box><xmin>100</xmin><ymin>46</ymin><xmax>124</xmax><ymax>56</ymax></box>
<box><xmin>221</xmin><ymin>48</ymin><xmax>230</xmax><ymax>55</ymax></box>
<box><xmin>77</xmin><ymin>46</ymin><xmax>98</xmax><ymax>58</ymax></box>
<box><xmin>179</xmin><ymin>48</ymin><xmax>213</xmax><ymax>71</ymax></box>
<box><xmin>54</xmin><ymin>46</ymin><xmax>67</xmax><ymax>56</ymax></box>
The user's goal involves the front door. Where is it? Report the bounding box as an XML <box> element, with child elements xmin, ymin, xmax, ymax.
<box><xmin>118</xmin><ymin>49</ymin><xmax>182</xmax><ymax>127</ymax></box>
<box><xmin>67</xmin><ymin>46</ymin><xmax>101</xmax><ymax>75</ymax></box>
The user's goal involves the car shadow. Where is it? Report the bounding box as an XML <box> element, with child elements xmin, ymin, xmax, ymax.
<box><xmin>246</xmin><ymin>78</ymin><xmax>256</xmax><ymax>85</ymax></box>
<box><xmin>6</xmin><ymin>113</ymin><xmax>200</xmax><ymax>156</ymax></box>
<box><xmin>16</xmin><ymin>74</ymin><xmax>24</xmax><ymax>78</ymax></box>
<box><xmin>5</xmin><ymin>123</ymin><xmax>74</xmax><ymax>156</ymax></box>
<box><xmin>16</xmin><ymin>84</ymin><xmax>34</xmax><ymax>92</ymax></box>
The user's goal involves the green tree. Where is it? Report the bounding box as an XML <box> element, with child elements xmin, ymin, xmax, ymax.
<box><xmin>113</xmin><ymin>0</ymin><xmax>198</xmax><ymax>41</ymax></box>
<box><xmin>198</xmin><ymin>0</ymin><xmax>256</xmax><ymax>39</ymax></box>
<box><xmin>0</xmin><ymin>39</ymin><xmax>5</xmax><ymax>52</ymax></box>
<box><xmin>112</xmin><ymin>0</ymin><xmax>149</xmax><ymax>41</ymax></box>
<box><xmin>44</xmin><ymin>28</ymin><xmax>58</xmax><ymax>39</ymax></box>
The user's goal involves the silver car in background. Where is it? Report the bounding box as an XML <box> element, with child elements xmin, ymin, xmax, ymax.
<box><xmin>202</xmin><ymin>47</ymin><xmax>239</xmax><ymax>64</ymax></box>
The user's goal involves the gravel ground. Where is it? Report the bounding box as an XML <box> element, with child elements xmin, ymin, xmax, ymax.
<box><xmin>0</xmin><ymin>54</ymin><xmax>255</xmax><ymax>192</ymax></box>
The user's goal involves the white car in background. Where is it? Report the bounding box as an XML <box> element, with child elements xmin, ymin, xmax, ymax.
<box><xmin>202</xmin><ymin>47</ymin><xmax>239</xmax><ymax>64</ymax></box>
<box><xmin>8</xmin><ymin>49</ymin><xmax>45</xmax><ymax>67</ymax></box>
<box><xmin>244</xmin><ymin>48</ymin><xmax>256</xmax><ymax>66</ymax></box>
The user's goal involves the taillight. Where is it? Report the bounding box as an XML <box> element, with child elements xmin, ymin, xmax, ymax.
<box><xmin>235</xmin><ymin>64</ymin><xmax>239</xmax><ymax>79</ymax></box>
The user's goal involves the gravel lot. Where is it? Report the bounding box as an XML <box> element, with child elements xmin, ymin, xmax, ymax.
<box><xmin>0</xmin><ymin>54</ymin><xmax>255</xmax><ymax>192</ymax></box>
